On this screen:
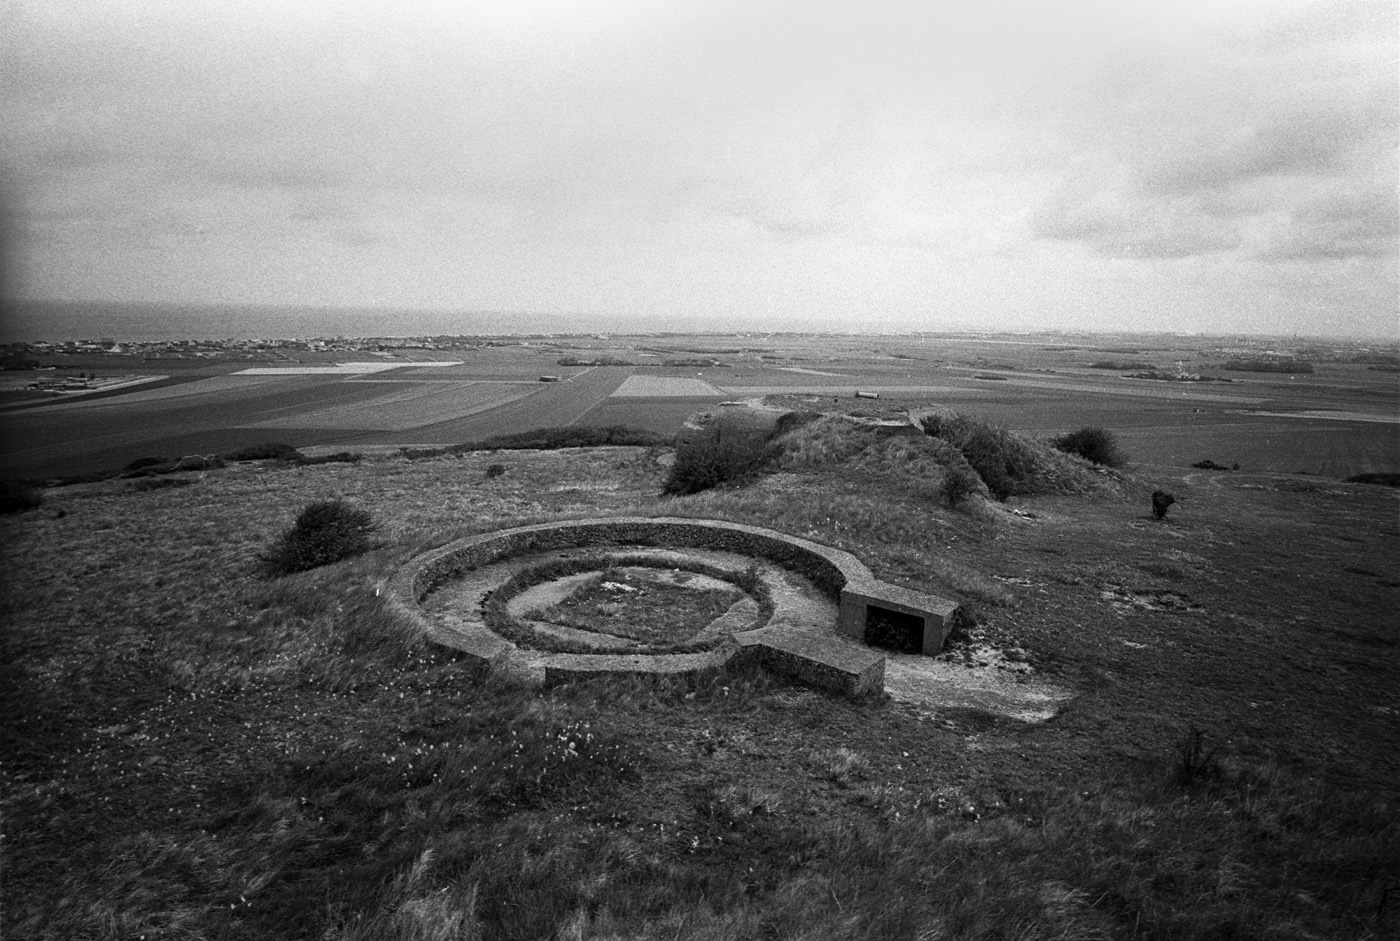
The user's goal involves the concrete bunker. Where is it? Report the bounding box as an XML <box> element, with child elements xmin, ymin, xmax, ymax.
<box><xmin>385</xmin><ymin>517</ymin><xmax>961</xmax><ymax>697</ymax></box>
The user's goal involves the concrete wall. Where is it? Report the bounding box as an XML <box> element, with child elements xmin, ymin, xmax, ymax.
<box><xmin>385</xmin><ymin>516</ymin><xmax>964</xmax><ymax>697</ymax></box>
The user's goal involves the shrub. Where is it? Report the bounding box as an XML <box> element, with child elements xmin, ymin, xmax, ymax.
<box><xmin>399</xmin><ymin>426</ymin><xmax>669</xmax><ymax>460</ymax></box>
<box><xmin>296</xmin><ymin>451</ymin><xmax>361</xmax><ymax>466</ymax></box>
<box><xmin>1173</xmin><ymin>726</ymin><xmax>1224</xmax><ymax>788</ymax></box>
<box><xmin>1347</xmin><ymin>472</ymin><xmax>1400</xmax><ymax>488</ymax></box>
<box><xmin>663</xmin><ymin>436</ymin><xmax>766</xmax><ymax>495</ymax></box>
<box><xmin>479</xmin><ymin>425</ymin><xmax>668</xmax><ymax>450</ymax></box>
<box><xmin>1222</xmin><ymin>358</ymin><xmax>1314</xmax><ymax>374</ymax></box>
<box><xmin>124</xmin><ymin>456</ymin><xmax>169</xmax><ymax>471</ymax></box>
<box><xmin>940</xmin><ymin>466</ymin><xmax>981</xmax><ymax>506</ymax></box>
<box><xmin>486</xmin><ymin>463</ymin><xmax>506</xmax><ymax>478</ymax></box>
<box><xmin>0</xmin><ymin>479</ymin><xmax>43</xmax><ymax>515</ymax></box>
<box><xmin>224</xmin><ymin>441</ymin><xmax>303</xmax><ymax>462</ymax></box>
<box><xmin>263</xmin><ymin>499</ymin><xmax>376</xmax><ymax>575</ymax></box>
<box><xmin>921</xmin><ymin>413</ymin><xmax>1039</xmax><ymax>501</ymax></box>
<box><xmin>1089</xmin><ymin>360</ymin><xmax>1154</xmax><ymax>370</ymax></box>
<box><xmin>1052</xmin><ymin>426</ymin><xmax>1127</xmax><ymax>468</ymax></box>
<box><xmin>175</xmin><ymin>454</ymin><xmax>224</xmax><ymax>471</ymax></box>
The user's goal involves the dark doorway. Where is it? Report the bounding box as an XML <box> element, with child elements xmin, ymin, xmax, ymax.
<box><xmin>863</xmin><ymin>605</ymin><xmax>924</xmax><ymax>653</ymax></box>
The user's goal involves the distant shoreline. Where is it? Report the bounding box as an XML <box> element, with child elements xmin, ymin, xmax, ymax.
<box><xmin>3</xmin><ymin>300</ymin><xmax>1397</xmax><ymax>344</ymax></box>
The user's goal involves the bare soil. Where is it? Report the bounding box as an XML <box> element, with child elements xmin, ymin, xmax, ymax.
<box><xmin>533</xmin><ymin>567</ymin><xmax>741</xmax><ymax>644</ymax></box>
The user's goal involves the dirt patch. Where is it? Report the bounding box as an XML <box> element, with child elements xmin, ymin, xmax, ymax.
<box><xmin>884</xmin><ymin>645</ymin><xmax>1075</xmax><ymax>722</ymax></box>
<box><xmin>530</xmin><ymin>567</ymin><xmax>743</xmax><ymax>645</ymax></box>
<box><xmin>1099</xmin><ymin>585</ymin><xmax>1204</xmax><ymax>613</ymax></box>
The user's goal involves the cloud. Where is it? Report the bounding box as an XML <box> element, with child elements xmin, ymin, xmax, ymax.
<box><xmin>1247</xmin><ymin>187</ymin><xmax>1399</xmax><ymax>262</ymax></box>
<box><xmin>2</xmin><ymin>0</ymin><xmax>1394</xmax><ymax>334</ymax></box>
<box><xmin>1142</xmin><ymin>104</ymin><xmax>1382</xmax><ymax>196</ymax></box>
<box><xmin>1029</xmin><ymin>0</ymin><xmax>1397</xmax><ymax>265</ymax></box>
<box><xmin>1031</xmin><ymin>160</ymin><xmax>1243</xmax><ymax>259</ymax></box>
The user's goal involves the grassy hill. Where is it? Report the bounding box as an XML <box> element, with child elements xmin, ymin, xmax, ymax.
<box><xmin>3</xmin><ymin>419</ymin><xmax>1398</xmax><ymax>939</ymax></box>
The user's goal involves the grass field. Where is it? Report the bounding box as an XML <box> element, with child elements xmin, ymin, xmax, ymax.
<box><xmin>3</xmin><ymin>432</ymin><xmax>1397</xmax><ymax>938</ymax></box>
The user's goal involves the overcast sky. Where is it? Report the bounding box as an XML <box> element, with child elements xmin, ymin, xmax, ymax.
<box><xmin>2</xmin><ymin>0</ymin><xmax>1396</xmax><ymax>336</ymax></box>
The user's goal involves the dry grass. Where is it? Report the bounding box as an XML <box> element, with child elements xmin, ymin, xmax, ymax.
<box><xmin>657</xmin><ymin>481</ymin><xmax>1018</xmax><ymax>605</ymax></box>
<box><xmin>4</xmin><ymin>443</ymin><xmax>1398</xmax><ymax>940</ymax></box>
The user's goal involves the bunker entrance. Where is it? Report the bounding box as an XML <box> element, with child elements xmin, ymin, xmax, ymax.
<box><xmin>863</xmin><ymin>604</ymin><xmax>924</xmax><ymax>654</ymax></box>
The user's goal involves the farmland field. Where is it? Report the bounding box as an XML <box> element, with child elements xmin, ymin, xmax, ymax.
<box><xmin>245</xmin><ymin>381</ymin><xmax>536</xmax><ymax>432</ymax></box>
<box><xmin>610</xmin><ymin>375</ymin><xmax>726</xmax><ymax>397</ymax></box>
<box><xmin>1</xmin><ymin>333</ymin><xmax>1395</xmax><ymax>480</ymax></box>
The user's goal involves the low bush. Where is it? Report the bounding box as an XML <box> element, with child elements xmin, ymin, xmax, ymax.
<box><xmin>1089</xmin><ymin>360</ymin><xmax>1154</xmax><ymax>370</ymax></box>
<box><xmin>485</xmin><ymin>463</ymin><xmax>506</xmax><ymax>478</ymax></box>
<box><xmin>940</xmin><ymin>465</ymin><xmax>981</xmax><ymax>506</ymax></box>
<box><xmin>263</xmin><ymin>499</ymin><xmax>376</xmax><ymax>576</ymax></box>
<box><xmin>480</xmin><ymin>425</ymin><xmax>666</xmax><ymax>450</ymax></box>
<box><xmin>1052</xmin><ymin>426</ymin><xmax>1127</xmax><ymax>468</ymax></box>
<box><xmin>1347</xmin><ymin>472</ymin><xmax>1400</xmax><ymax>488</ymax></box>
<box><xmin>400</xmin><ymin>425</ymin><xmax>669</xmax><ymax>460</ymax></box>
<box><xmin>0</xmin><ymin>479</ymin><xmax>43</xmax><ymax>515</ymax></box>
<box><xmin>663</xmin><ymin>436</ymin><xmax>767</xmax><ymax>495</ymax></box>
<box><xmin>296</xmin><ymin>451</ymin><xmax>361</xmax><ymax>467</ymax></box>
<box><xmin>1173</xmin><ymin>726</ymin><xmax>1224</xmax><ymax>788</ymax></box>
<box><xmin>1222</xmin><ymin>358</ymin><xmax>1315</xmax><ymax>374</ymax></box>
<box><xmin>224</xmin><ymin>441</ymin><xmax>303</xmax><ymax>462</ymax></box>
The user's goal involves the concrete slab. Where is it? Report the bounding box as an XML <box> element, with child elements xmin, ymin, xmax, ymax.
<box><xmin>542</xmin><ymin>650</ymin><xmax>731</xmax><ymax>686</ymax></box>
<box><xmin>839</xmin><ymin>583</ymin><xmax>960</xmax><ymax>655</ymax></box>
<box><xmin>738</xmin><ymin>628</ymin><xmax>885</xmax><ymax>698</ymax></box>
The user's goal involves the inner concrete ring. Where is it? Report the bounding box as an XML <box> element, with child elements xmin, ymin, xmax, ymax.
<box><xmin>384</xmin><ymin>517</ymin><xmax>961</xmax><ymax>697</ymax></box>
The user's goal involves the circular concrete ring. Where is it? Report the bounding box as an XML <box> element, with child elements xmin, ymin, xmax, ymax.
<box><xmin>385</xmin><ymin>517</ymin><xmax>959</xmax><ymax>696</ymax></box>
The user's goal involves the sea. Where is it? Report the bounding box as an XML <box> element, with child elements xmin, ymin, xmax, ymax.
<box><xmin>0</xmin><ymin>300</ymin><xmax>731</xmax><ymax>343</ymax></box>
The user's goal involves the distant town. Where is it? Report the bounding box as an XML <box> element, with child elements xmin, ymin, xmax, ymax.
<box><xmin>1</xmin><ymin>334</ymin><xmax>515</xmax><ymax>365</ymax></box>
<box><xmin>2</xmin><ymin>329</ymin><xmax>1396</xmax><ymax>400</ymax></box>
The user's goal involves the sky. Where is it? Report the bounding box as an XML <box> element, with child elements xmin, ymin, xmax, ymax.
<box><xmin>1</xmin><ymin>0</ymin><xmax>1396</xmax><ymax>337</ymax></box>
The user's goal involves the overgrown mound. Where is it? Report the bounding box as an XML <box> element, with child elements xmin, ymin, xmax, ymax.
<box><xmin>920</xmin><ymin>412</ymin><xmax>1120</xmax><ymax>500</ymax></box>
<box><xmin>771</xmin><ymin>414</ymin><xmax>981</xmax><ymax>502</ymax></box>
<box><xmin>669</xmin><ymin>410</ymin><xmax>1119</xmax><ymax>504</ymax></box>
<box><xmin>263</xmin><ymin>499</ymin><xmax>376</xmax><ymax>576</ymax></box>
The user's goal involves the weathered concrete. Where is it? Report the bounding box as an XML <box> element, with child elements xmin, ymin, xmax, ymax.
<box><xmin>838</xmin><ymin>583</ymin><xmax>961</xmax><ymax>656</ymax></box>
<box><xmin>384</xmin><ymin>517</ymin><xmax>962</xmax><ymax>697</ymax></box>
<box><xmin>736</xmin><ymin>628</ymin><xmax>885</xmax><ymax>697</ymax></box>
<box><xmin>543</xmin><ymin>649</ymin><xmax>731</xmax><ymax>687</ymax></box>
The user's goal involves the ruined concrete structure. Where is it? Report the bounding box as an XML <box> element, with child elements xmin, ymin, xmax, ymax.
<box><xmin>386</xmin><ymin>517</ymin><xmax>961</xmax><ymax>697</ymax></box>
